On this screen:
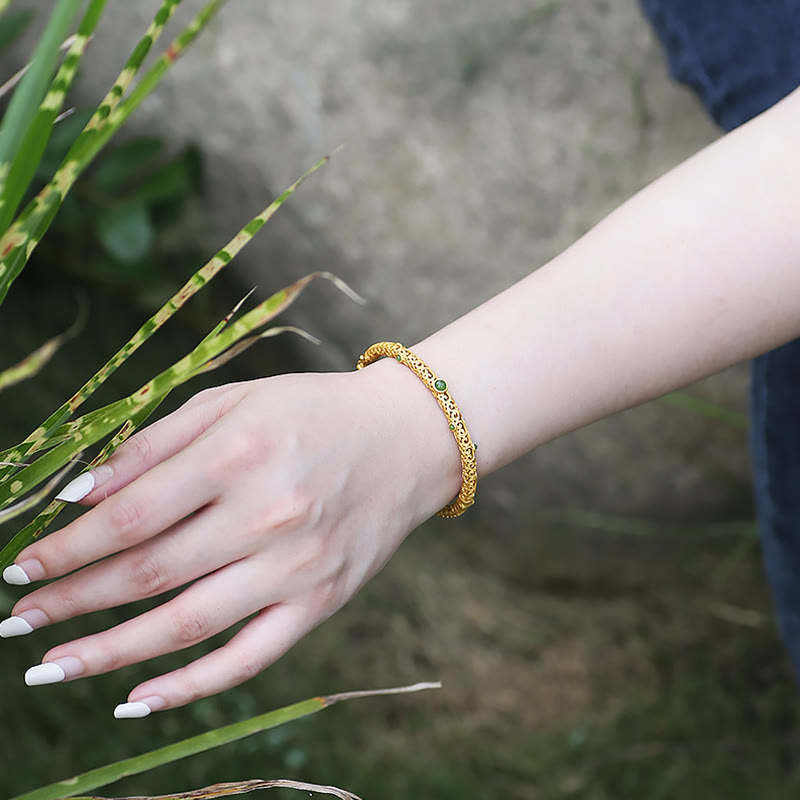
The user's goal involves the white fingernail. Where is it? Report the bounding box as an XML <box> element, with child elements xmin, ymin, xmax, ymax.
<box><xmin>3</xmin><ymin>564</ymin><xmax>30</xmax><ymax>585</ymax></box>
<box><xmin>55</xmin><ymin>471</ymin><xmax>96</xmax><ymax>503</ymax></box>
<box><xmin>25</xmin><ymin>662</ymin><xmax>66</xmax><ymax>686</ymax></box>
<box><xmin>114</xmin><ymin>702</ymin><xmax>152</xmax><ymax>719</ymax></box>
<box><xmin>0</xmin><ymin>616</ymin><xmax>34</xmax><ymax>638</ymax></box>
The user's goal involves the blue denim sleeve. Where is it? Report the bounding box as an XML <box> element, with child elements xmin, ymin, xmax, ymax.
<box><xmin>640</xmin><ymin>0</ymin><xmax>800</xmax><ymax>131</ymax></box>
<box><xmin>640</xmin><ymin>0</ymin><xmax>800</xmax><ymax>681</ymax></box>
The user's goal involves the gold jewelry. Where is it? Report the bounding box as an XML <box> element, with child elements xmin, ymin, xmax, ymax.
<box><xmin>356</xmin><ymin>342</ymin><xmax>477</xmax><ymax>518</ymax></box>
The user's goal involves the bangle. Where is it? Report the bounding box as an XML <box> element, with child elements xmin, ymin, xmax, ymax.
<box><xmin>356</xmin><ymin>341</ymin><xmax>477</xmax><ymax>518</ymax></box>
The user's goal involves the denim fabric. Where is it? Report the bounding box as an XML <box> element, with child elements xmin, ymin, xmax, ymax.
<box><xmin>640</xmin><ymin>0</ymin><xmax>800</xmax><ymax>131</ymax></box>
<box><xmin>640</xmin><ymin>1</ymin><xmax>800</xmax><ymax>679</ymax></box>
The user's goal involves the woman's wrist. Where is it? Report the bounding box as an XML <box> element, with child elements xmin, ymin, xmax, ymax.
<box><xmin>350</xmin><ymin>353</ymin><xmax>464</xmax><ymax>523</ymax></box>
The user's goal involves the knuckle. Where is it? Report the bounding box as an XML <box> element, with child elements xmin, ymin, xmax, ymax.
<box><xmin>291</xmin><ymin>533</ymin><xmax>328</xmax><ymax>575</ymax></box>
<box><xmin>124</xmin><ymin>432</ymin><xmax>153</xmax><ymax>465</ymax></box>
<box><xmin>128</xmin><ymin>553</ymin><xmax>167</xmax><ymax>598</ymax></box>
<box><xmin>98</xmin><ymin>642</ymin><xmax>125</xmax><ymax>673</ymax></box>
<box><xmin>171</xmin><ymin>609</ymin><xmax>211</xmax><ymax>646</ymax></box>
<box><xmin>108</xmin><ymin>497</ymin><xmax>145</xmax><ymax>540</ymax></box>
<box><xmin>55</xmin><ymin>587</ymin><xmax>84</xmax><ymax>619</ymax></box>
<box><xmin>178</xmin><ymin>669</ymin><xmax>206</xmax><ymax>704</ymax></box>
<box><xmin>219</xmin><ymin>428</ymin><xmax>263</xmax><ymax>470</ymax></box>
<box><xmin>232</xmin><ymin>652</ymin><xmax>263</xmax><ymax>684</ymax></box>
<box><xmin>269</xmin><ymin>490</ymin><xmax>318</xmax><ymax>532</ymax></box>
<box><xmin>313</xmin><ymin>577</ymin><xmax>347</xmax><ymax>618</ymax></box>
<box><xmin>36</xmin><ymin>586</ymin><xmax>81</xmax><ymax>622</ymax></box>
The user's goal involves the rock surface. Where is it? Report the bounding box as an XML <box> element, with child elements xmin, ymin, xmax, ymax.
<box><xmin>19</xmin><ymin>0</ymin><xmax>752</xmax><ymax>524</ymax></box>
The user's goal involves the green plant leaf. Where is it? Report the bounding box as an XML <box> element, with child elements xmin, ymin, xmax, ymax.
<box><xmin>130</xmin><ymin>148</ymin><xmax>201</xmax><ymax>207</ymax></box>
<box><xmin>0</xmin><ymin>9</ymin><xmax>35</xmax><ymax>53</ymax></box>
<box><xmin>0</xmin><ymin>460</ymin><xmax>78</xmax><ymax>524</ymax></box>
<box><xmin>91</xmin><ymin>136</ymin><xmax>166</xmax><ymax>189</ymax></box>
<box><xmin>11</xmin><ymin>684</ymin><xmax>440</xmax><ymax>800</ymax></box>
<box><xmin>95</xmin><ymin>202</ymin><xmax>155</xmax><ymax>263</ymax></box>
<box><xmin>0</xmin><ymin>0</ymin><xmax>85</xmax><ymax>233</ymax></box>
<box><xmin>35</xmin><ymin>107</ymin><xmax>94</xmax><ymax>178</ymax></box>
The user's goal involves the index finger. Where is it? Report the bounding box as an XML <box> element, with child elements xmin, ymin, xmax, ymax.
<box><xmin>59</xmin><ymin>384</ymin><xmax>241</xmax><ymax>507</ymax></box>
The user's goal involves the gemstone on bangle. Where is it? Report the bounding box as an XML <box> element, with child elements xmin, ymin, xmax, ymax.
<box><xmin>449</xmin><ymin>423</ymin><xmax>456</xmax><ymax>430</ymax></box>
<box><xmin>434</xmin><ymin>378</ymin><xmax>447</xmax><ymax>392</ymax></box>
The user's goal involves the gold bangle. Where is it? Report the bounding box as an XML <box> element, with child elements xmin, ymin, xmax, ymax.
<box><xmin>356</xmin><ymin>341</ymin><xmax>477</xmax><ymax>518</ymax></box>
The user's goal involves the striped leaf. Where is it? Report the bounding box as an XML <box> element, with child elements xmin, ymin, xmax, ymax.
<box><xmin>0</xmin><ymin>462</ymin><xmax>78</xmax><ymax>525</ymax></box>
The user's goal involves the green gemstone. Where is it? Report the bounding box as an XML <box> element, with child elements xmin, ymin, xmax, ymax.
<box><xmin>449</xmin><ymin>423</ymin><xmax>456</xmax><ymax>430</ymax></box>
<box><xmin>396</xmin><ymin>355</ymin><xmax>402</xmax><ymax>361</ymax></box>
<box><xmin>434</xmin><ymin>378</ymin><xmax>447</xmax><ymax>392</ymax></box>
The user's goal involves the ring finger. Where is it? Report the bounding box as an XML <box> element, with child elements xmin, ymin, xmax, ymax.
<box><xmin>8</xmin><ymin>503</ymin><xmax>244</xmax><ymax>632</ymax></box>
<box><xmin>23</xmin><ymin>555</ymin><xmax>283</xmax><ymax>685</ymax></box>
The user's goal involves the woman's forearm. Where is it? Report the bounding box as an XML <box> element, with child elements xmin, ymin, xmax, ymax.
<box><xmin>360</xmin><ymin>87</ymin><xmax>800</xmax><ymax>501</ymax></box>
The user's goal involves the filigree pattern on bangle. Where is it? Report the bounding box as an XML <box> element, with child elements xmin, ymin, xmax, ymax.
<box><xmin>356</xmin><ymin>341</ymin><xmax>477</xmax><ymax>518</ymax></box>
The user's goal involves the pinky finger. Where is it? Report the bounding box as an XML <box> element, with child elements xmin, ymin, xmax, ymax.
<box><xmin>114</xmin><ymin>603</ymin><xmax>310</xmax><ymax>718</ymax></box>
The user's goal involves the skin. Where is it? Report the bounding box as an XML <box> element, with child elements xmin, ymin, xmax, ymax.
<box><xmin>5</xmin><ymin>85</ymin><xmax>800</xmax><ymax>713</ymax></box>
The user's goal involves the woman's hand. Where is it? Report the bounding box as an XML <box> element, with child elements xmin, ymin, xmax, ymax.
<box><xmin>1</xmin><ymin>366</ymin><xmax>462</xmax><ymax>717</ymax></box>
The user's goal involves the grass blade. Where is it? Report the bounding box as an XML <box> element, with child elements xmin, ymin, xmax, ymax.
<box><xmin>11</xmin><ymin>684</ymin><xmax>440</xmax><ymax>800</ymax></box>
<box><xmin>0</xmin><ymin>461</ymin><xmax>78</xmax><ymax>525</ymax></box>
<box><xmin>660</xmin><ymin>390</ymin><xmax>749</xmax><ymax>430</ymax></box>
<box><xmin>0</xmin><ymin>0</ymin><xmax>110</xmax><ymax>234</ymax></box>
<box><xmin>0</xmin><ymin>0</ymin><xmax>83</xmax><ymax>220</ymax></box>
<box><xmin>0</xmin><ymin>33</ymin><xmax>78</xmax><ymax>102</ymax></box>
<box><xmin>0</xmin><ymin>295</ymin><xmax>86</xmax><ymax>391</ymax></box>
<box><xmin>0</xmin><ymin>9</ymin><xmax>36</xmax><ymax>56</ymax></box>
<box><xmin>190</xmin><ymin>326</ymin><xmax>321</xmax><ymax>377</ymax></box>
<box><xmin>111</xmin><ymin>1</ymin><xmax>225</xmax><ymax>128</ymax></box>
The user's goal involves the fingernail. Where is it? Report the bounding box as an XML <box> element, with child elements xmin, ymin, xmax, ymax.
<box><xmin>25</xmin><ymin>656</ymin><xmax>85</xmax><ymax>686</ymax></box>
<box><xmin>3</xmin><ymin>565</ymin><xmax>30</xmax><ymax>585</ymax></box>
<box><xmin>0</xmin><ymin>608</ymin><xmax>48</xmax><ymax>637</ymax></box>
<box><xmin>114</xmin><ymin>695</ymin><xmax>166</xmax><ymax>719</ymax></box>
<box><xmin>0</xmin><ymin>616</ymin><xmax>34</xmax><ymax>638</ymax></box>
<box><xmin>55</xmin><ymin>471</ymin><xmax>96</xmax><ymax>503</ymax></box>
<box><xmin>3</xmin><ymin>559</ymin><xmax>45</xmax><ymax>585</ymax></box>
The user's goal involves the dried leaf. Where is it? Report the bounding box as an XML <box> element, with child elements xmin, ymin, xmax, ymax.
<box><xmin>76</xmin><ymin>778</ymin><xmax>363</xmax><ymax>800</ymax></box>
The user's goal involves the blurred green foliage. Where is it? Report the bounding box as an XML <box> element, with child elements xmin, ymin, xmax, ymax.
<box><xmin>0</xmin><ymin>8</ymin><xmax>34</xmax><ymax>52</ymax></box>
<box><xmin>31</xmin><ymin>108</ymin><xmax>205</xmax><ymax>309</ymax></box>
